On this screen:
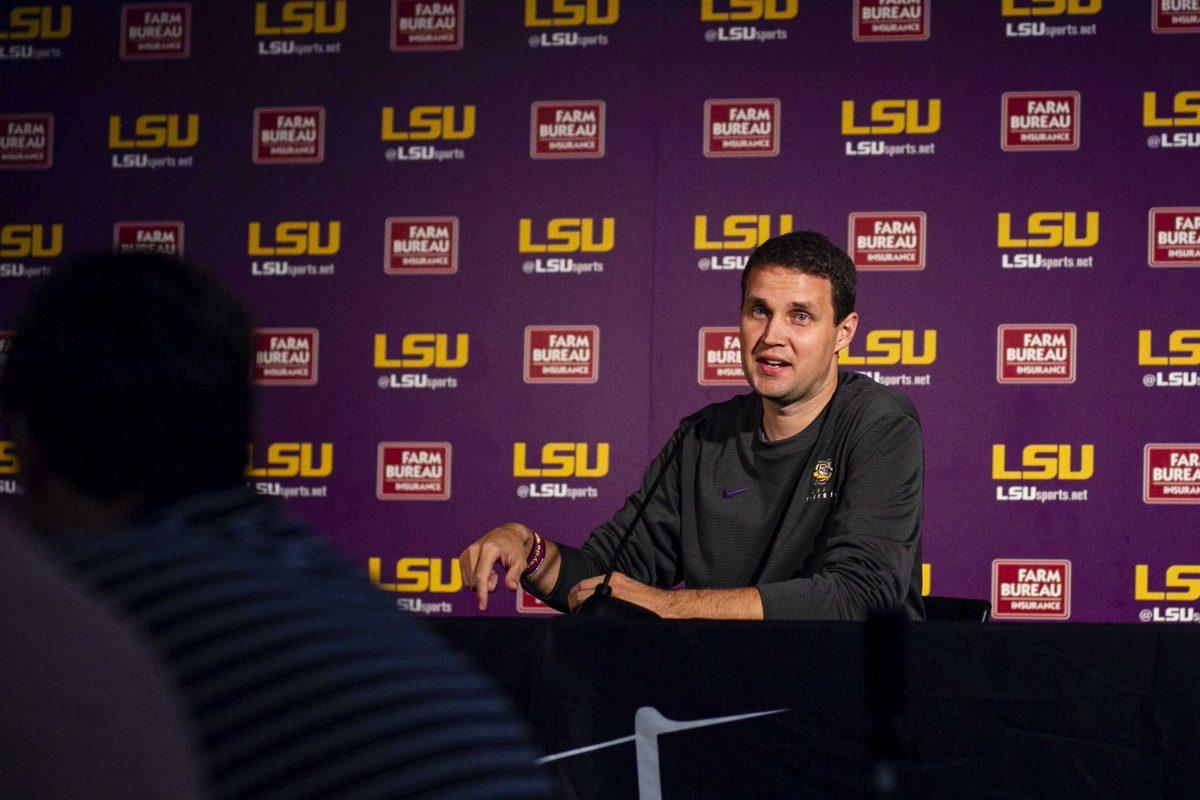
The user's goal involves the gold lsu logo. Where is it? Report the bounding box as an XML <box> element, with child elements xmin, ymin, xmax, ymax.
<box><xmin>369</xmin><ymin>557</ymin><xmax>463</xmax><ymax>593</ymax></box>
<box><xmin>1143</xmin><ymin>91</ymin><xmax>1200</xmax><ymax>128</ymax></box>
<box><xmin>0</xmin><ymin>5</ymin><xmax>71</xmax><ymax>40</ymax></box>
<box><xmin>525</xmin><ymin>0</ymin><xmax>618</xmax><ymax>26</ymax></box>
<box><xmin>839</xmin><ymin>330</ymin><xmax>936</xmax><ymax>366</ymax></box>
<box><xmin>992</xmin><ymin>444</ymin><xmax>1094</xmax><ymax>480</ymax></box>
<box><xmin>108</xmin><ymin>114</ymin><xmax>198</xmax><ymax>149</ymax></box>
<box><xmin>997</xmin><ymin>212</ymin><xmax>1099</xmax><ymax>248</ymax></box>
<box><xmin>0</xmin><ymin>441</ymin><xmax>19</xmax><ymax>475</ymax></box>
<box><xmin>247</xmin><ymin>221</ymin><xmax>340</xmax><ymax>256</ymax></box>
<box><xmin>841</xmin><ymin>100</ymin><xmax>941</xmax><ymax>135</ymax></box>
<box><xmin>245</xmin><ymin>443</ymin><xmax>333</xmax><ymax>478</ymax></box>
<box><xmin>519</xmin><ymin>217</ymin><xmax>615</xmax><ymax>253</ymax></box>
<box><xmin>381</xmin><ymin>105</ymin><xmax>475</xmax><ymax>141</ymax></box>
<box><xmin>1001</xmin><ymin>0</ymin><xmax>1100</xmax><ymax>15</ymax></box>
<box><xmin>1138</xmin><ymin>330</ymin><xmax>1200</xmax><ymax>366</ymax></box>
<box><xmin>513</xmin><ymin>443</ymin><xmax>610</xmax><ymax>478</ymax></box>
<box><xmin>1135</xmin><ymin>565</ymin><xmax>1200</xmax><ymax>601</ymax></box>
<box><xmin>254</xmin><ymin>1</ymin><xmax>346</xmax><ymax>35</ymax></box>
<box><xmin>700</xmin><ymin>0</ymin><xmax>798</xmax><ymax>21</ymax></box>
<box><xmin>694</xmin><ymin>215</ymin><xmax>793</xmax><ymax>250</ymax></box>
<box><xmin>0</xmin><ymin>224</ymin><xmax>62</xmax><ymax>258</ymax></box>
<box><xmin>374</xmin><ymin>333</ymin><xmax>469</xmax><ymax>369</ymax></box>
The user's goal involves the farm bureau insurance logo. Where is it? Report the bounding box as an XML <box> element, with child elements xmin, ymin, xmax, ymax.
<box><xmin>694</xmin><ymin>213</ymin><xmax>792</xmax><ymax>271</ymax></box>
<box><xmin>255</xmin><ymin>0</ymin><xmax>345</xmax><ymax>56</ymax></box>
<box><xmin>998</xmin><ymin>210</ymin><xmax>1098</xmax><ymax>270</ymax></box>
<box><xmin>1144</xmin><ymin>444</ymin><xmax>1200</xmax><ymax>503</ymax></box>
<box><xmin>381</xmin><ymin>104</ymin><xmax>474</xmax><ymax>162</ymax></box>
<box><xmin>1001</xmin><ymin>91</ymin><xmax>1079</xmax><ymax>150</ymax></box>
<box><xmin>991</xmin><ymin>560</ymin><xmax>1071</xmax><ymax>619</ymax></box>
<box><xmin>1135</xmin><ymin>564</ymin><xmax>1200</xmax><ymax>624</ymax></box>
<box><xmin>377</xmin><ymin>442</ymin><xmax>451</xmax><ymax>500</ymax></box>
<box><xmin>698</xmin><ymin>327</ymin><xmax>746</xmax><ymax>385</ymax></box>
<box><xmin>1139</xmin><ymin>328</ymin><xmax>1200</xmax><ymax>388</ymax></box>
<box><xmin>248</xmin><ymin>220</ymin><xmax>339</xmax><ymax>277</ymax></box>
<box><xmin>700</xmin><ymin>0</ymin><xmax>795</xmax><ymax>44</ymax></box>
<box><xmin>996</xmin><ymin>323</ymin><xmax>1075</xmax><ymax>383</ymax></box>
<box><xmin>374</xmin><ymin>332</ymin><xmax>467</xmax><ymax>391</ymax></box>
<box><xmin>253</xmin><ymin>328</ymin><xmax>318</xmax><ymax>385</ymax></box>
<box><xmin>0</xmin><ymin>114</ymin><xmax>52</xmax><ymax>169</ymax></box>
<box><xmin>848</xmin><ymin>212</ymin><xmax>925</xmax><ymax>270</ymax></box>
<box><xmin>704</xmin><ymin>99</ymin><xmax>780</xmax><ymax>157</ymax></box>
<box><xmin>992</xmin><ymin>443</ymin><xmax>1092</xmax><ymax>503</ymax></box>
<box><xmin>385</xmin><ymin>217</ymin><xmax>458</xmax><ymax>274</ymax></box>
<box><xmin>1002</xmin><ymin>0</ymin><xmax>1099</xmax><ymax>39</ymax></box>
<box><xmin>114</xmin><ymin>221</ymin><xmax>184</xmax><ymax>258</ymax></box>
<box><xmin>392</xmin><ymin>0</ymin><xmax>462</xmax><ymax>51</ymax></box>
<box><xmin>841</xmin><ymin>98</ymin><xmax>940</xmax><ymax>157</ymax></box>
<box><xmin>0</xmin><ymin>222</ymin><xmax>62</xmax><ymax>279</ymax></box>
<box><xmin>525</xmin><ymin>0</ymin><xmax>616</xmax><ymax>49</ymax></box>
<box><xmin>524</xmin><ymin>325</ymin><xmax>598</xmax><ymax>383</ymax></box>
<box><xmin>531</xmin><ymin>100</ymin><xmax>605</xmax><ymax>158</ymax></box>
<box><xmin>514</xmin><ymin>441</ymin><xmax>609</xmax><ymax>500</ymax></box>
<box><xmin>246</xmin><ymin>441</ymin><xmax>332</xmax><ymax>499</ymax></box>
<box><xmin>519</xmin><ymin>216</ymin><xmax>613</xmax><ymax>275</ymax></box>
<box><xmin>0</xmin><ymin>4</ymin><xmax>70</xmax><ymax>60</ymax></box>
<box><xmin>109</xmin><ymin>113</ymin><xmax>198</xmax><ymax>170</ymax></box>
<box><xmin>839</xmin><ymin>329</ymin><xmax>936</xmax><ymax>387</ymax></box>
<box><xmin>1153</xmin><ymin>0</ymin><xmax>1200</xmax><ymax>33</ymax></box>
<box><xmin>1148</xmin><ymin>208</ymin><xmax>1200</xmax><ymax>267</ymax></box>
<box><xmin>253</xmin><ymin>107</ymin><xmax>323</xmax><ymax>164</ymax></box>
<box><xmin>370</xmin><ymin>557</ymin><xmax>460</xmax><ymax>614</ymax></box>
<box><xmin>853</xmin><ymin>0</ymin><xmax>929</xmax><ymax>41</ymax></box>
<box><xmin>1144</xmin><ymin>91</ymin><xmax>1200</xmax><ymax>150</ymax></box>
<box><xmin>121</xmin><ymin>3</ymin><xmax>189</xmax><ymax>59</ymax></box>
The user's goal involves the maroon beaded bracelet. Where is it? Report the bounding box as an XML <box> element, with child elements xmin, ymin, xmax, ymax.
<box><xmin>521</xmin><ymin>531</ymin><xmax>545</xmax><ymax>580</ymax></box>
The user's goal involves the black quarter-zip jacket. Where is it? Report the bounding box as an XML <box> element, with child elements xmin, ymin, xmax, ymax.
<box><xmin>540</xmin><ymin>370</ymin><xmax>925</xmax><ymax>620</ymax></box>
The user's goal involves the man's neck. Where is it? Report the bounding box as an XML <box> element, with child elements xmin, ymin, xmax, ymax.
<box><xmin>760</xmin><ymin>367</ymin><xmax>839</xmax><ymax>442</ymax></box>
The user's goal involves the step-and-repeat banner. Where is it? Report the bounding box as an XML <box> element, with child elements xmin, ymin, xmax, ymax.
<box><xmin>2</xmin><ymin>1</ymin><xmax>1197</xmax><ymax>622</ymax></box>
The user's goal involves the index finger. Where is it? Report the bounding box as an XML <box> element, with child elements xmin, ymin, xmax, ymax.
<box><xmin>474</xmin><ymin>542</ymin><xmax>500</xmax><ymax>611</ymax></box>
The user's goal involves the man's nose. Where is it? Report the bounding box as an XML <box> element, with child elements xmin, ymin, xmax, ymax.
<box><xmin>759</xmin><ymin>313</ymin><xmax>788</xmax><ymax>346</ymax></box>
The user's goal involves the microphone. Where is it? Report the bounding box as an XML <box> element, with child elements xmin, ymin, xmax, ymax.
<box><xmin>575</xmin><ymin>415</ymin><xmax>702</xmax><ymax>618</ymax></box>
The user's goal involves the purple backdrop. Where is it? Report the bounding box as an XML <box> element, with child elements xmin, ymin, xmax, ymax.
<box><xmin>2</xmin><ymin>0</ymin><xmax>1198</xmax><ymax>622</ymax></box>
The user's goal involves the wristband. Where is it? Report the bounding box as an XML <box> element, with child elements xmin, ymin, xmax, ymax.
<box><xmin>521</xmin><ymin>531</ymin><xmax>545</xmax><ymax>580</ymax></box>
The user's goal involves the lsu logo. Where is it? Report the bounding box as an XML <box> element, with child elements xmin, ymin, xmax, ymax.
<box><xmin>377</xmin><ymin>442</ymin><xmax>451</xmax><ymax>501</ymax></box>
<box><xmin>1000</xmin><ymin>0</ymin><xmax>1100</xmax><ymax>15</ymax></box>
<box><xmin>1135</xmin><ymin>565</ymin><xmax>1200</xmax><ymax>601</ymax></box>
<box><xmin>254</xmin><ymin>1</ymin><xmax>346</xmax><ymax>35</ymax></box>
<box><xmin>1144</xmin><ymin>444</ymin><xmax>1200</xmax><ymax>504</ymax></box>
<box><xmin>992</xmin><ymin>444</ymin><xmax>1094</xmax><ymax>481</ymax></box>
<box><xmin>841</xmin><ymin>99</ymin><xmax>941</xmax><ymax>135</ymax></box>
<box><xmin>519</xmin><ymin>217</ymin><xmax>614</xmax><ymax>253</ymax></box>
<box><xmin>0</xmin><ymin>5</ymin><xmax>71</xmax><ymax>40</ymax></box>
<box><xmin>700</xmin><ymin>0</ymin><xmax>799</xmax><ymax>21</ymax></box>
<box><xmin>694</xmin><ymin>214</ymin><xmax>791</xmax><ymax>250</ymax></box>
<box><xmin>921</xmin><ymin>563</ymin><xmax>931</xmax><ymax>597</ymax></box>
<box><xmin>374</xmin><ymin>333</ymin><xmax>469</xmax><ymax>369</ymax></box>
<box><xmin>1139</xmin><ymin>330</ymin><xmax>1200</xmax><ymax>365</ymax></box>
<box><xmin>381</xmin><ymin>105</ymin><xmax>475</xmax><ymax>141</ymax></box>
<box><xmin>369</xmin><ymin>557</ymin><xmax>462</xmax><ymax>592</ymax></box>
<box><xmin>513</xmin><ymin>443</ymin><xmax>610</xmax><ymax>478</ymax></box>
<box><xmin>839</xmin><ymin>330</ymin><xmax>936</xmax><ymax>366</ymax></box>
<box><xmin>525</xmin><ymin>0</ymin><xmax>618</xmax><ymax>26</ymax></box>
<box><xmin>1143</xmin><ymin>91</ymin><xmax>1200</xmax><ymax>127</ymax></box>
<box><xmin>108</xmin><ymin>114</ymin><xmax>199</xmax><ymax>149</ymax></box>
<box><xmin>248</xmin><ymin>221</ymin><xmax>340</xmax><ymax>256</ymax></box>
<box><xmin>0</xmin><ymin>441</ymin><xmax>18</xmax><ymax>475</ymax></box>
<box><xmin>0</xmin><ymin>223</ymin><xmax>62</xmax><ymax>258</ymax></box>
<box><xmin>997</xmin><ymin>212</ymin><xmax>1099</xmax><ymax>248</ymax></box>
<box><xmin>245</xmin><ymin>443</ymin><xmax>333</xmax><ymax>478</ymax></box>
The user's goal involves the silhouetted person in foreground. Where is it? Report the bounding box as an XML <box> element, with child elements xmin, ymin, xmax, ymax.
<box><xmin>2</xmin><ymin>253</ymin><xmax>552</xmax><ymax>800</ymax></box>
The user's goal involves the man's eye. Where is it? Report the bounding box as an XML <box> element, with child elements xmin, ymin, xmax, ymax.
<box><xmin>750</xmin><ymin>306</ymin><xmax>766</xmax><ymax>317</ymax></box>
<box><xmin>793</xmin><ymin>312</ymin><xmax>810</xmax><ymax>323</ymax></box>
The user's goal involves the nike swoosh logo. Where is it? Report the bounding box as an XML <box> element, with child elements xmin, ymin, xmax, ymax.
<box><xmin>722</xmin><ymin>487</ymin><xmax>751</xmax><ymax>499</ymax></box>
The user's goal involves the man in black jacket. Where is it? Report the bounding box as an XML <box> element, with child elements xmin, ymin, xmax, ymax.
<box><xmin>461</xmin><ymin>232</ymin><xmax>924</xmax><ymax>620</ymax></box>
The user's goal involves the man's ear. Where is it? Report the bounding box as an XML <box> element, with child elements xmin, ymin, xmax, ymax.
<box><xmin>834</xmin><ymin>312</ymin><xmax>859</xmax><ymax>354</ymax></box>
